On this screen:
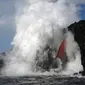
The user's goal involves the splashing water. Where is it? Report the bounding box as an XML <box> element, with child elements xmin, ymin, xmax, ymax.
<box><xmin>1</xmin><ymin>0</ymin><xmax>84</xmax><ymax>76</ymax></box>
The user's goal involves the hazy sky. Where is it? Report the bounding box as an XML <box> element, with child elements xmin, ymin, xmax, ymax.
<box><xmin>0</xmin><ymin>0</ymin><xmax>15</xmax><ymax>52</ymax></box>
<box><xmin>0</xmin><ymin>0</ymin><xmax>85</xmax><ymax>52</ymax></box>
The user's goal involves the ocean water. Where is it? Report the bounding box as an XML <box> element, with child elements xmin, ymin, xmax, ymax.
<box><xmin>0</xmin><ymin>75</ymin><xmax>85</xmax><ymax>85</ymax></box>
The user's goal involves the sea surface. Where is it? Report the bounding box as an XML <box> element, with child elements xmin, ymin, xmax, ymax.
<box><xmin>0</xmin><ymin>75</ymin><xmax>85</xmax><ymax>85</ymax></box>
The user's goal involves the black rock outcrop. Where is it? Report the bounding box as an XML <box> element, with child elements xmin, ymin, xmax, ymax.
<box><xmin>0</xmin><ymin>52</ymin><xmax>5</xmax><ymax>68</ymax></box>
<box><xmin>68</xmin><ymin>20</ymin><xmax>85</xmax><ymax>75</ymax></box>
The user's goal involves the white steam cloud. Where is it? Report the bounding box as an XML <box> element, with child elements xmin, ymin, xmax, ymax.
<box><xmin>1</xmin><ymin>0</ymin><xmax>84</xmax><ymax>76</ymax></box>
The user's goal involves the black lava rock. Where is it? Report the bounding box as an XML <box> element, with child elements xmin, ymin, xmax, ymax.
<box><xmin>68</xmin><ymin>20</ymin><xmax>85</xmax><ymax>75</ymax></box>
<box><xmin>0</xmin><ymin>52</ymin><xmax>6</xmax><ymax>69</ymax></box>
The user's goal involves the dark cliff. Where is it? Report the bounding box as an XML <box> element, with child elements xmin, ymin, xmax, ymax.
<box><xmin>68</xmin><ymin>20</ymin><xmax>85</xmax><ymax>75</ymax></box>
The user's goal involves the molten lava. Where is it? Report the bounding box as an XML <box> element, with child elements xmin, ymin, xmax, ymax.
<box><xmin>56</xmin><ymin>40</ymin><xmax>65</xmax><ymax>60</ymax></box>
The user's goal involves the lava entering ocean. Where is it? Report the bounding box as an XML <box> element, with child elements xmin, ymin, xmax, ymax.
<box><xmin>0</xmin><ymin>0</ymin><xmax>85</xmax><ymax>76</ymax></box>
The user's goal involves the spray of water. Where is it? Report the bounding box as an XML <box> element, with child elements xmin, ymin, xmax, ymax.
<box><xmin>1</xmin><ymin>0</ymin><xmax>84</xmax><ymax>76</ymax></box>
<box><xmin>63</xmin><ymin>31</ymin><xmax>83</xmax><ymax>75</ymax></box>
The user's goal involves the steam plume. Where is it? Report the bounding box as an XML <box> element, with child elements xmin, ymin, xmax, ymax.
<box><xmin>1</xmin><ymin>0</ymin><xmax>84</xmax><ymax>76</ymax></box>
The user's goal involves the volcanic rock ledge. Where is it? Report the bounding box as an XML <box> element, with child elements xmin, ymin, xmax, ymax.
<box><xmin>68</xmin><ymin>20</ymin><xmax>85</xmax><ymax>75</ymax></box>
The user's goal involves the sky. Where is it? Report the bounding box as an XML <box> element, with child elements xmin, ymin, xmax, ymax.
<box><xmin>80</xmin><ymin>4</ymin><xmax>85</xmax><ymax>20</ymax></box>
<box><xmin>0</xmin><ymin>0</ymin><xmax>15</xmax><ymax>52</ymax></box>
<box><xmin>0</xmin><ymin>0</ymin><xmax>85</xmax><ymax>52</ymax></box>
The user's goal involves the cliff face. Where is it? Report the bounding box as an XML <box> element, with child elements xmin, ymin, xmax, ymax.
<box><xmin>68</xmin><ymin>20</ymin><xmax>85</xmax><ymax>75</ymax></box>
